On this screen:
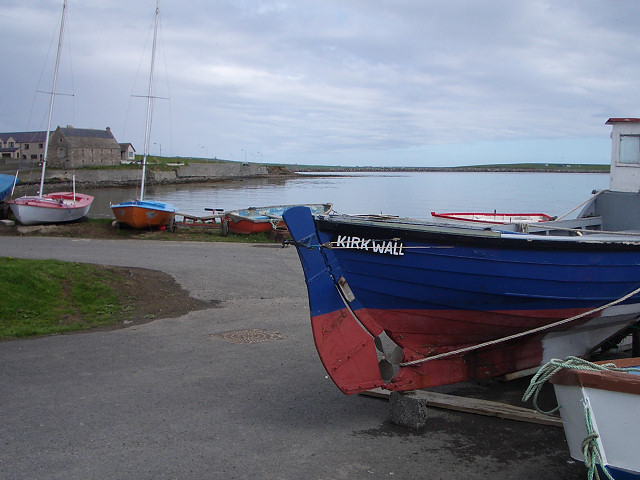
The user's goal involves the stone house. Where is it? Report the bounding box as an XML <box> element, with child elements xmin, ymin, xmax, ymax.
<box><xmin>0</xmin><ymin>126</ymin><xmax>127</xmax><ymax>171</ymax></box>
<box><xmin>119</xmin><ymin>143</ymin><xmax>136</xmax><ymax>163</ymax></box>
<box><xmin>48</xmin><ymin>126</ymin><xmax>121</xmax><ymax>168</ymax></box>
<box><xmin>0</xmin><ymin>131</ymin><xmax>48</xmax><ymax>170</ymax></box>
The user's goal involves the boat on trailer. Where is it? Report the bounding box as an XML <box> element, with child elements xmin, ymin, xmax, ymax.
<box><xmin>223</xmin><ymin>203</ymin><xmax>332</xmax><ymax>235</ymax></box>
<box><xmin>282</xmin><ymin>118</ymin><xmax>640</xmax><ymax>395</ymax></box>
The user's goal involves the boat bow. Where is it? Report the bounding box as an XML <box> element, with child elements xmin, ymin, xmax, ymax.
<box><xmin>284</xmin><ymin>206</ymin><xmax>391</xmax><ymax>393</ymax></box>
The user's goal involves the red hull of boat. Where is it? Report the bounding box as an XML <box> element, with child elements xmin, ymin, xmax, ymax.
<box><xmin>227</xmin><ymin>218</ymin><xmax>283</xmax><ymax>234</ymax></box>
<box><xmin>311</xmin><ymin>306</ymin><xmax>596</xmax><ymax>394</ymax></box>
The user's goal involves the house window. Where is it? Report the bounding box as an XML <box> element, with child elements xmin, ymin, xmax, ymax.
<box><xmin>30</xmin><ymin>154</ymin><xmax>37</xmax><ymax>160</ymax></box>
<box><xmin>39</xmin><ymin>143</ymin><xmax>43</xmax><ymax>148</ymax></box>
<box><xmin>619</xmin><ymin>135</ymin><xmax>640</xmax><ymax>165</ymax></box>
<box><xmin>128</xmin><ymin>151</ymin><xmax>134</xmax><ymax>158</ymax></box>
<box><xmin>8</xmin><ymin>142</ymin><xmax>14</xmax><ymax>147</ymax></box>
<box><xmin>24</xmin><ymin>144</ymin><xmax>30</xmax><ymax>150</ymax></box>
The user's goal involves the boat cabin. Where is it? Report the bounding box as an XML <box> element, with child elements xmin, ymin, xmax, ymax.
<box><xmin>498</xmin><ymin>118</ymin><xmax>640</xmax><ymax>235</ymax></box>
<box><xmin>572</xmin><ymin>118</ymin><xmax>640</xmax><ymax>231</ymax></box>
<box><xmin>608</xmin><ymin>117</ymin><xmax>640</xmax><ymax>193</ymax></box>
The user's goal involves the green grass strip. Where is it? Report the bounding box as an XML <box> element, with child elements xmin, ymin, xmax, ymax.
<box><xmin>0</xmin><ymin>258</ymin><xmax>121</xmax><ymax>339</ymax></box>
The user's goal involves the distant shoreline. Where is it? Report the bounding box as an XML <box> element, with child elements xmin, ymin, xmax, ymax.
<box><xmin>290</xmin><ymin>163</ymin><xmax>610</xmax><ymax>174</ymax></box>
<box><xmin>5</xmin><ymin>162</ymin><xmax>610</xmax><ymax>192</ymax></box>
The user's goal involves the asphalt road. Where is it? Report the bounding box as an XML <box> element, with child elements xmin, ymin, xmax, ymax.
<box><xmin>0</xmin><ymin>236</ymin><xmax>586</xmax><ymax>479</ymax></box>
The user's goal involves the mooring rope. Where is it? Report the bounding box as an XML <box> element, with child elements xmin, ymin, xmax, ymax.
<box><xmin>582</xmin><ymin>402</ymin><xmax>615</xmax><ymax>480</ymax></box>
<box><xmin>520</xmin><ymin>356</ymin><xmax>639</xmax><ymax>480</ymax></box>
<box><xmin>400</xmin><ymin>283</ymin><xmax>640</xmax><ymax>368</ymax></box>
<box><xmin>521</xmin><ymin>356</ymin><xmax>640</xmax><ymax>414</ymax></box>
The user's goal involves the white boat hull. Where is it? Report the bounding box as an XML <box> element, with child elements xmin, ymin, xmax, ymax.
<box><xmin>551</xmin><ymin>359</ymin><xmax>640</xmax><ymax>479</ymax></box>
<box><xmin>9</xmin><ymin>192</ymin><xmax>94</xmax><ymax>225</ymax></box>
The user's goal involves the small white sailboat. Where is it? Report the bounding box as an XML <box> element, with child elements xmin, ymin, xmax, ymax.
<box><xmin>8</xmin><ymin>0</ymin><xmax>94</xmax><ymax>225</ymax></box>
<box><xmin>110</xmin><ymin>0</ymin><xmax>176</xmax><ymax>230</ymax></box>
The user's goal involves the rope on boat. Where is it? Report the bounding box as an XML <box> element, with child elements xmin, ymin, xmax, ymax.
<box><xmin>284</xmin><ymin>239</ymin><xmax>454</xmax><ymax>250</ymax></box>
<box><xmin>521</xmin><ymin>356</ymin><xmax>640</xmax><ymax>414</ymax></box>
<box><xmin>319</xmin><ymin>242</ymin><xmax>454</xmax><ymax>249</ymax></box>
<box><xmin>582</xmin><ymin>403</ymin><xmax>614</xmax><ymax>480</ymax></box>
<box><xmin>521</xmin><ymin>356</ymin><xmax>635</xmax><ymax>480</ymax></box>
<box><xmin>400</xmin><ymin>283</ymin><xmax>640</xmax><ymax>368</ymax></box>
<box><xmin>556</xmin><ymin>190</ymin><xmax>604</xmax><ymax>221</ymax></box>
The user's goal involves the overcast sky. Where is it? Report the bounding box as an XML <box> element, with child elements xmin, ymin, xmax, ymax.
<box><xmin>3</xmin><ymin>1</ymin><xmax>640</xmax><ymax>166</ymax></box>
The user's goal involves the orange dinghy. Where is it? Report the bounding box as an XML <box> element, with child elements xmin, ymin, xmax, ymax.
<box><xmin>111</xmin><ymin>199</ymin><xmax>176</xmax><ymax>230</ymax></box>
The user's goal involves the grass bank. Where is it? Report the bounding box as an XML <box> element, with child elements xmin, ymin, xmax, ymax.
<box><xmin>0</xmin><ymin>258</ymin><xmax>123</xmax><ymax>339</ymax></box>
<box><xmin>0</xmin><ymin>256</ymin><xmax>208</xmax><ymax>340</ymax></box>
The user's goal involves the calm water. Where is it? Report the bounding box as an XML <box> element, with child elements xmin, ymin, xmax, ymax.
<box><xmin>81</xmin><ymin>171</ymin><xmax>610</xmax><ymax>220</ymax></box>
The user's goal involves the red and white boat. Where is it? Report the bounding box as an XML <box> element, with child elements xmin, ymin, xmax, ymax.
<box><xmin>9</xmin><ymin>0</ymin><xmax>93</xmax><ymax>225</ymax></box>
<box><xmin>9</xmin><ymin>192</ymin><xmax>94</xmax><ymax>225</ymax></box>
<box><xmin>431</xmin><ymin>211</ymin><xmax>554</xmax><ymax>224</ymax></box>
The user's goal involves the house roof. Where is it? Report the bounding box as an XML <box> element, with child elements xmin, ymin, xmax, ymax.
<box><xmin>119</xmin><ymin>142</ymin><xmax>135</xmax><ymax>152</ymax></box>
<box><xmin>58</xmin><ymin>127</ymin><xmax>116</xmax><ymax>140</ymax></box>
<box><xmin>606</xmin><ymin>118</ymin><xmax>640</xmax><ymax>124</ymax></box>
<box><xmin>0</xmin><ymin>131</ymin><xmax>49</xmax><ymax>143</ymax></box>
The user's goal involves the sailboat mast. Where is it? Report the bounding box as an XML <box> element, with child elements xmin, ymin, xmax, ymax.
<box><xmin>140</xmin><ymin>0</ymin><xmax>160</xmax><ymax>202</ymax></box>
<box><xmin>39</xmin><ymin>0</ymin><xmax>67</xmax><ymax>198</ymax></box>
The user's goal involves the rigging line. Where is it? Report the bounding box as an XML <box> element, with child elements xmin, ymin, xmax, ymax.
<box><xmin>25</xmin><ymin>5</ymin><xmax>61</xmax><ymax>132</ymax></box>
<box><xmin>157</xmin><ymin>8</ymin><xmax>173</xmax><ymax>157</ymax></box>
<box><xmin>57</xmin><ymin>0</ymin><xmax>77</xmax><ymax>127</ymax></box>
<box><xmin>121</xmin><ymin>4</ymin><xmax>157</xmax><ymax>143</ymax></box>
<box><xmin>556</xmin><ymin>190</ymin><xmax>604</xmax><ymax>221</ymax></box>
<box><xmin>400</xmin><ymin>283</ymin><xmax>640</xmax><ymax>367</ymax></box>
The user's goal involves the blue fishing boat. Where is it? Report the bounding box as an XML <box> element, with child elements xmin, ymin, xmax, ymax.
<box><xmin>282</xmin><ymin>118</ymin><xmax>640</xmax><ymax>395</ymax></box>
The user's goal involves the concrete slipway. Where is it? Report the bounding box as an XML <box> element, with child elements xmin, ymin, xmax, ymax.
<box><xmin>0</xmin><ymin>236</ymin><xmax>586</xmax><ymax>479</ymax></box>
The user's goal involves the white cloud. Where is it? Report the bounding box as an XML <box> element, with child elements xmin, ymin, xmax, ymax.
<box><xmin>3</xmin><ymin>0</ymin><xmax>640</xmax><ymax>165</ymax></box>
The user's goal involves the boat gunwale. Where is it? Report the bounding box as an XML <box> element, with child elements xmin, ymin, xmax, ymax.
<box><xmin>550</xmin><ymin>357</ymin><xmax>640</xmax><ymax>395</ymax></box>
<box><xmin>9</xmin><ymin>193</ymin><xmax>94</xmax><ymax>209</ymax></box>
<box><xmin>110</xmin><ymin>199</ymin><xmax>177</xmax><ymax>213</ymax></box>
<box><xmin>313</xmin><ymin>215</ymin><xmax>640</xmax><ymax>251</ymax></box>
